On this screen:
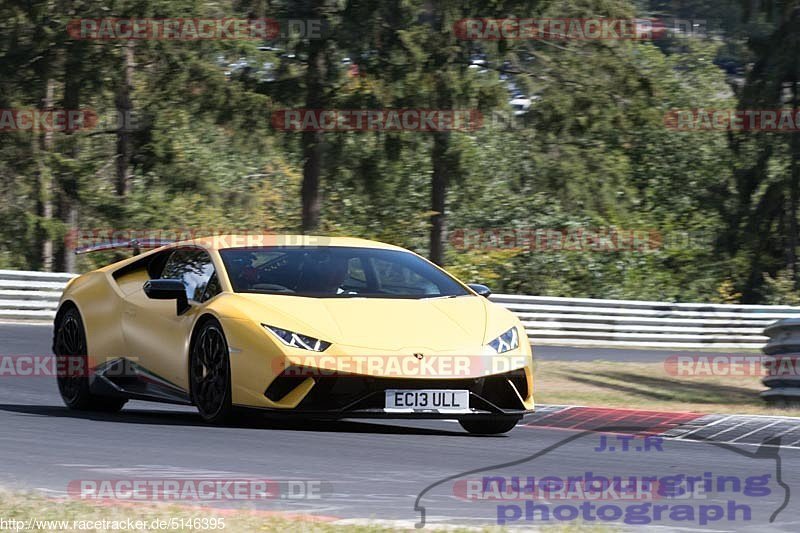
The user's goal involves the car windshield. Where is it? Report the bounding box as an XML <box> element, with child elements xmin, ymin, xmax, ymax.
<box><xmin>220</xmin><ymin>246</ymin><xmax>471</xmax><ymax>299</ymax></box>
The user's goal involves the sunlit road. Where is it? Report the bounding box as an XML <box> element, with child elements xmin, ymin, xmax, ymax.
<box><xmin>0</xmin><ymin>324</ymin><xmax>798</xmax><ymax>530</ymax></box>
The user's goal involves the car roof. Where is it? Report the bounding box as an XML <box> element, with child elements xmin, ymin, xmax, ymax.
<box><xmin>174</xmin><ymin>234</ymin><xmax>406</xmax><ymax>252</ymax></box>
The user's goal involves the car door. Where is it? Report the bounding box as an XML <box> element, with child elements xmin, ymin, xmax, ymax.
<box><xmin>121</xmin><ymin>247</ymin><xmax>221</xmax><ymax>392</ymax></box>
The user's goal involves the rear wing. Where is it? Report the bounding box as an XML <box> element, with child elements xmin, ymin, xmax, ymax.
<box><xmin>75</xmin><ymin>239</ymin><xmax>174</xmax><ymax>256</ymax></box>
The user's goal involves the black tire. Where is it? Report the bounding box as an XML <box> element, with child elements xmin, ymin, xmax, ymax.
<box><xmin>54</xmin><ymin>307</ymin><xmax>127</xmax><ymax>412</ymax></box>
<box><xmin>459</xmin><ymin>417</ymin><xmax>519</xmax><ymax>435</ymax></box>
<box><xmin>190</xmin><ymin>318</ymin><xmax>234</xmax><ymax>424</ymax></box>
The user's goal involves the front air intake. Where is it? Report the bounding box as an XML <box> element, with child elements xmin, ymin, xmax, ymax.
<box><xmin>264</xmin><ymin>370</ymin><xmax>309</xmax><ymax>402</ymax></box>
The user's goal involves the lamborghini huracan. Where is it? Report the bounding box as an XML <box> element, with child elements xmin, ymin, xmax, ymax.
<box><xmin>53</xmin><ymin>235</ymin><xmax>534</xmax><ymax>434</ymax></box>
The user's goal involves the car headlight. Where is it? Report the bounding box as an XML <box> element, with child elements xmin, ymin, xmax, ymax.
<box><xmin>262</xmin><ymin>324</ymin><xmax>331</xmax><ymax>352</ymax></box>
<box><xmin>485</xmin><ymin>327</ymin><xmax>520</xmax><ymax>354</ymax></box>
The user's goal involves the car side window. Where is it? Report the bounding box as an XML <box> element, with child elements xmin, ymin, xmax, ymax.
<box><xmin>160</xmin><ymin>249</ymin><xmax>217</xmax><ymax>303</ymax></box>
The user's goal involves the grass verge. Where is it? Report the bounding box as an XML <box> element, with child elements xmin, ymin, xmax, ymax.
<box><xmin>0</xmin><ymin>491</ymin><xmax>383</xmax><ymax>532</ymax></box>
<box><xmin>0</xmin><ymin>490</ymin><xmax>620</xmax><ymax>532</ymax></box>
<box><xmin>534</xmin><ymin>360</ymin><xmax>800</xmax><ymax>416</ymax></box>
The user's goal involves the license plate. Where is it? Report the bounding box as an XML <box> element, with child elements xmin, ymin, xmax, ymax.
<box><xmin>384</xmin><ymin>389</ymin><xmax>470</xmax><ymax>412</ymax></box>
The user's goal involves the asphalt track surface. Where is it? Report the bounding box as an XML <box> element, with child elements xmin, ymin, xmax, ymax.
<box><xmin>1</xmin><ymin>324</ymin><xmax>799</xmax><ymax>531</ymax></box>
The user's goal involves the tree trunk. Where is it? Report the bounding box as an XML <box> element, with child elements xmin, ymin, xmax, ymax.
<box><xmin>789</xmin><ymin>79</ymin><xmax>800</xmax><ymax>286</ymax></box>
<box><xmin>301</xmin><ymin>129</ymin><xmax>323</xmax><ymax>233</ymax></box>
<box><xmin>426</xmin><ymin>4</ymin><xmax>454</xmax><ymax>266</ymax></box>
<box><xmin>115</xmin><ymin>41</ymin><xmax>134</xmax><ymax>198</ymax></box>
<box><xmin>59</xmin><ymin>42</ymin><xmax>83</xmax><ymax>272</ymax></box>
<box><xmin>301</xmin><ymin>39</ymin><xmax>326</xmax><ymax>233</ymax></box>
<box><xmin>429</xmin><ymin>131</ymin><xmax>449</xmax><ymax>265</ymax></box>
<box><xmin>37</xmin><ymin>78</ymin><xmax>55</xmax><ymax>272</ymax></box>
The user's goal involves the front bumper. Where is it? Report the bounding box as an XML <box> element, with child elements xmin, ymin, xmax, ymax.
<box><xmin>235</xmin><ymin>367</ymin><xmax>533</xmax><ymax>420</ymax></box>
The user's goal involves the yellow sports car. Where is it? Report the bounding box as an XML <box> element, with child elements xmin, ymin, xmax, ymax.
<box><xmin>53</xmin><ymin>235</ymin><xmax>534</xmax><ymax>434</ymax></box>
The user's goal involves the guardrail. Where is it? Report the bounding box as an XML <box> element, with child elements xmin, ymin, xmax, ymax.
<box><xmin>491</xmin><ymin>294</ymin><xmax>800</xmax><ymax>349</ymax></box>
<box><xmin>0</xmin><ymin>269</ymin><xmax>76</xmax><ymax>322</ymax></box>
<box><xmin>1</xmin><ymin>270</ymin><xmax>798</xmax><ymax>349</ymax></box>
<box><xmin>761</xmin><ymin>319</ymin><xmax>800</xmax><ymax>405</ymax></box>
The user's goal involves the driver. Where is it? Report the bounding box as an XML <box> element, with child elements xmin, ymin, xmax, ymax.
<box><xmin>302</xmin><ymin>253</ymin><xmax>349</xmax><ymax>294</ymax></box>
<box><xmin>225</xmin><ymin>253</ymin><xmax>259</xmax><ymax>291</ymax></box>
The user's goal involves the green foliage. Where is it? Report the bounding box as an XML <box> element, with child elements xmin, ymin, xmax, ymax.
<box><xmin>763</xmin><ymin>270</ymin><xmax>800</xmax><ymax>306</ymax></box>
<box><xmin>0</xmin><ymin>0</ymin><xmax>798</xmax><ymax>305</ymax></box>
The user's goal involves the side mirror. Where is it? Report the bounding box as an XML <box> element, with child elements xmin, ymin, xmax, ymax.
<box><xmin>144</xmin><ymin>279</ymin><xmax>190</xmax><ymax>315</ymax></box>
<box><xmin>468</xmin><ymin>283</ymin><xmax>492</xmax><ymax>298</ymax></box>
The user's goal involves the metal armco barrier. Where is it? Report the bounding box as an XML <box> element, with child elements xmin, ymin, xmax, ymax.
<box><xmin>491</xmin><ymin>294</ymin><xmax>800</xmax><ymax>349</ymax></box>
<box><xmin>0</xmin><ymin>269</ymin><xmax>76</xmax><ymax>321</ymax></box>
<box><xmin>761</xmin><ymin>319</ymin><xmax>800</xmax><ymax>405</ymax></box>
<box><xmin>1</xmin><ymin>270</ymin><xmax>799</xmax><ymax>350</ymax></box>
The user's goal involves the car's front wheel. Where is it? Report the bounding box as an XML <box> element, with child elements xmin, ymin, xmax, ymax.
<box><xmin>190</xmin><ymin>318</ymin><xmax>234</xmax><ymax>424</ymax></box>
<box><xmin>459</xmin><ymin>417</ymin><xmax>519</xmax><ymax>435</ymax></box>
<box><xmin>54</xmin><ymin>306</ymin><xmax>127</xmax><ymax>412</ymax></box>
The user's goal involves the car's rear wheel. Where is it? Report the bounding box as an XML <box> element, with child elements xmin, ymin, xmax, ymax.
<box><xmin>54</xmin><ymin>307</ymin><xmax>127</xmax><ymax>412</ymax></box>
<box><xmin>459</xmin><ymin>417</ymin><xmax>519</xmax><ymax>435</ymax></box>
<box><xmin>190</xmin><ymin>319</ymin><xmax>234</xmax><ymax>424</ymax></box>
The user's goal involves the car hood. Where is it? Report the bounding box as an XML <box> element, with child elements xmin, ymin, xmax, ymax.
<box><xmin>235</xmin><ymin>293</ymin><xmax>490</xmax><ymax>351</ymax></box>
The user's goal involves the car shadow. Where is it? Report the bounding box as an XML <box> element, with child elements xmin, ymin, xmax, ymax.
<box><xmin>0</xmin><ymin>403</ymin><xmax>479</xmax><ymax>437</ymax></box>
